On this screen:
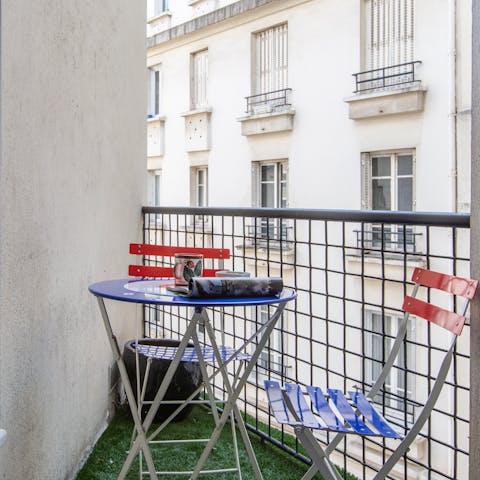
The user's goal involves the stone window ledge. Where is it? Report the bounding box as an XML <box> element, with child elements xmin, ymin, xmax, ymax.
<box><xmin>237</xmin><ymin>109</ymin><xmax>295</xmax><ymax>136</ymax></box>
<box><xmin>345</xmin><ymin>85</ymin><xmax>427</xmax><ymax>120</ymax></box>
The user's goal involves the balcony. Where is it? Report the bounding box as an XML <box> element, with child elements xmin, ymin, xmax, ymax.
<box><xmin>92</xmin><ymin>205</ymin><xmax>471</xmax><ymax>480</ymax></box>
<box><xmin>345</xmin><ymin>61</ymin><xmax>426</xmax><ymax>120</ymax></box>
<box><xmin>238</xmin><ymin>89</ymin><xmax>295</xmax><ymax>136</ymax></box>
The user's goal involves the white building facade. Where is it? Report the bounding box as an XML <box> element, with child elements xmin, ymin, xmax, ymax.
<box><xmin>145</xmin><ymin>1</ymin><xmax>473</xmax><ymax>478</ymax></box>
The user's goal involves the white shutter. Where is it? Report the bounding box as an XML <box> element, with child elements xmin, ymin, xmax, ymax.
<box><xmin>365</xmin><ymin>0</ymin><xmax>414</xmax><ymax>70</ymax></box>
<box><xmin>361</xmin><ymin>153</ymin><xmax>372</xmax><ymax>210</ymax></box>
<box><xmin>255</xmin><ymin>24</ymin><xmax>288</xmax><ymax>95</ymax></box>
<box><xmin>192</xmin><ymin>50</ymin><xmax>208</xmax><ymax>109</ymax></box>
<box><xmin>251</xmin><ymin>162</ymin><xmax>260</xmax><ymax>207</ymax></box>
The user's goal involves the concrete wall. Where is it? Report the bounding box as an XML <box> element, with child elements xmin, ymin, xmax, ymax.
<box><xmin>0</xmin><ymin>1</ymin><xmax>145</xmax><ymax>479</ymax></box>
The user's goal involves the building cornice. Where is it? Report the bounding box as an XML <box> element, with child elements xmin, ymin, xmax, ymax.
<box><xmin>147</xmin><ymin>0</ymin><xmax>287</xmax><ymax>48</ymax></box>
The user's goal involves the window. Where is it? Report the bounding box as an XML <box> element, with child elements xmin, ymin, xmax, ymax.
<box><xmin>147</xmin><ymin>0</ymin><xmax>168</xmax><ymax>18</ymax></box>
<box><xmin>148</xmin><ymin>170</ymin><xmax>162</xmax><ymax>207</ymax></box>
<box><xmin>250</xmin><ymin>24</ymin><xmax>289</xmax><ymax>113</ymax></box>
<box><xmin>190</xmin><ymin>167</ymin><xmax>208</xmax><ymax>207</ymax></box>
<box><xmin>254</xmin><ymin>24</ymin><xmax>288</xmax><ymax>95</ymax></box>
<box><xmin>364</xmin><ymin>0</ymin><xmax>414</xmax><ymax>71</ymax></box>
<box><xmin>252</xmin><ymin>305</ymin><xmax>287</xmax><ymax>383</ymax></box>
<box><xmin>251</xmin><ymin>161</ymin><xmax>288</xmax><ymax>240</ymax></box>
<box><xmin>364</xmin><ymin>311</ymin><xmax>415</xmax><ymax>419</ymax></box>
<box><xmin>148</xmin><ymin>65</ymin><xmax>162</xmax><ymax>117</ymax></box>
<box><xmin>191</xmin><ymin>50</ymin><xmax>208</xmax><ymax>110</ymax></box>
<box><xmin>361</xmin><ymin>150</ymin><xmax>415</xmax><ymax>251</ymax></box>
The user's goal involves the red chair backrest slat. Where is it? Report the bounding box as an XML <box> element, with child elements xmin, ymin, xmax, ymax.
<box><xmin>129</xmin><ymin>243</ymin><xmax>230</xmax><ymax>279</ymax></box>
<box><xmin>411</xmin><ymin>267</ymin><xmax>478</xmax><ymax>299</ymax></box>
<box><xmin>402</xmin><ymin>295</ymin><xmax>466</xmax><ymax>335</ymax></box>
<box><xmin>130</xmin><ymin>243</ymin><xmax>230</xmax><ymax>259</ymax></box>
<box><xmin>403</xmin><ymin>268</ymin><xmax>478</xmax><ymax>336</ymax></box>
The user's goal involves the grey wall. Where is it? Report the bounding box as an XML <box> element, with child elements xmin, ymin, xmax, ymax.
<box><xmin>471</xmin><ymin>0</ymin><xmax>480</xmax><ymax>476</ymax></box>
<box><xmin>0</xmin><ymin>1</ymin><xmax>145</xmax><ymax>478</ymax></box>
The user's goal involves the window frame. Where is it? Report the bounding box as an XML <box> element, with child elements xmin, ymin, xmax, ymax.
<box><xmin>148</xmin><ymin>64</ymin><xmax>162</xmax><ymax>117</ymax></box>
<box><xmin>250</xmin><ymin>305</ymin><xmax>288</xmax><ymax>384</ymax></box>
<box><xmin>364</xmin><ymin>0</ymin><xmax>415</xmax><ymax>71</ymax></box>
<box><xmin>148</xmin><ymin>0</ymin><xmax>168</xmax><ymax>19</ymax></box>
<box><xmin>364</xmin><ymin>309</ymin><xmax>415</xmax><ymax>422</ymax></box>
<box><xmin>251</xmin><ymin>160</ymin><xmax>289</xmax><ymax>242</ymax></box>
<box><xmin>190</xmin><ymin>49</ymin><xmax>209</xmax><ymax>110</ymax></box>
<box><xmin>252</xmin><ymin>23</ymin><xmax>288</xmax><ymax>96</ymax></box>
<box><xmin>361</xmin><ymin>149</ymin><xmax>416</xmax><ymax>252</ymax></box>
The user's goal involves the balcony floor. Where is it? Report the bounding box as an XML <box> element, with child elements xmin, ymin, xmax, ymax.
<box><xmin>77</xmin><ymin>405</ymin><xmax>326</xmax><ymax>480</ymax></box>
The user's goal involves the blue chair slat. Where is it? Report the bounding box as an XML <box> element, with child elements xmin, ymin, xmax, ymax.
<box><xmin>135</xmin><ymin>344</ymin><xmax>251</xmax><ymax>363</ymax></box>
<box><xmin>327</xmin><ymin>389</ymin><xmax>377</xmax><ymax>436</ymax></box>
<box><xmin>264</xmin><ymin>381</ymin><xmax>294</xmax><ymax>425</ymax></box>
<box><xmin>284</xmin><ymin>384</ymin><xmax>322</xmax><ymax>428</ymax></box>
<box><xmin>306</xmin><ymin>386</ymin><xmax>350</xmax><ymax>433</ymax></box>
<box><xmin>348</xmin><ymin>391</ymin><xmax>403</xmax><ymax>439</ymax></box>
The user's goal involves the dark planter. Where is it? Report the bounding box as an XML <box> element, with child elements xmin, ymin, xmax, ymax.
<box><xmin>122</xmin><ymin>338</ymin><xmax>202</xmax><ymax>423</ymax></box>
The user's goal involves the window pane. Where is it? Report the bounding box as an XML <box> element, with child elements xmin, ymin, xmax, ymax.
<box><xmin>261</xmin><ymin>183</ymin><xmax>274</xmax><ymax>207</ymax></box>
<box><xmin>261</xmin><ymin>165</ymin><xmax>275</xmax><ymax>182</ymax></box>
<box><xmin>154</xmin><ymin>71</ymin><xmax>160</xmax><ymax>115</ymax></box>
<box><xmin>398</xmin><ymin>177</ymin><xmax>413</xmax><ymax>211</ymax></box>
<box><xmin>197</xmin><ymin>169</ymin><xmax>205</xmax><ymax>185</ymax></box>
<box><xmin>372</xmin><ymin>156</ymin><xmax>391</xmax><ymax>177</ymax></box>
<box><xmin>372</xmin><ymin>178</ymin><xmax>391</xmax><ymax>210</ymax></box>
<box><xmin>398</xmin><ymin>154</ymin><xmax>413</xmax><ymax>175</ymax></box>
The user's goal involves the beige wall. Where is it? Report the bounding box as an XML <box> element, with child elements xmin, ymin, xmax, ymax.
<box><xmin>0</xmin><ymin>1</ymin><xmax>146</xmax><ymax>478</ymax></box>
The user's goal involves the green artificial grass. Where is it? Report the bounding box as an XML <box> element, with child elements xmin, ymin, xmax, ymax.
<box><xmin>77</xmin><ymin>405</ymin><xmax>326</xmax><ymax>480</ymax></box>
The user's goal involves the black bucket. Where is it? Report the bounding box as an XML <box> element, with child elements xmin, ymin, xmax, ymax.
<box><xmin>122</xmin><ymin>338</ymin><xmax>202</xmax><ymax>423</ymax></box>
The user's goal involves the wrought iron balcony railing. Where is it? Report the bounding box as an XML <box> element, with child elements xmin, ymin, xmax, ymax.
<box><xmin>140</xmin><ymin>206</ymin><xmax>470</xmax><ymax>480</ymax></box>
<box><xmin>353</xmin><ymin>61</ymin><xmax>422</xmax><ymax>93</ymax></box>
<box><xmin>245</xmin><ymin>88</ymin><xmax>292</xmax><ymax>114</ymax></box>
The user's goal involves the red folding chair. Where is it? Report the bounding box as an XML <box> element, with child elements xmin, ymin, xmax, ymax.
<box><xmin>128</xmin><ymin>243</ymin><xmax>230</xmax><ymax>279</ymax></box>
<box><xmin>265</xmin><ymin>267</ymin><xmax>478</xmax><ymax>480</ymax></box>
<box><xmin>128</xmin><ymin>243</ymin><xmax>251</xmax><ymax>478</ymax></box>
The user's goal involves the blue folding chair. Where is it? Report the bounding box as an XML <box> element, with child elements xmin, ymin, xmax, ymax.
<box><xmin>265</xmin><ymin>268</ymin><xmax>478</xmax><ymax>480</ymax></box>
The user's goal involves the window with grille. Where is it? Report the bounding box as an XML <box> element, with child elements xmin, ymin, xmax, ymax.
<box><xmin>148</xmin><ymin>65</ymin><xmax>162</xmax><ymax>117</ymax></box>
<box><xmin>191</xmin><ymin>50</ymin><xmax>208</xmax><ymax>110</ymax></box>
<box><xmin>361</xmin><ymin>150</ymin><xmax>416</xmax><ymax>251</ymax></box>
<box><xmin>250</xmin><ymin>24</ymin><xmax>289</xmax><ymax>113</ymax></box>
<box><xmin>364</xmin><ymin>311</ymin><xmax>415</xmax><ymax>419</ymax></box>
<box><xmin>252</xmin><ymin>161</ymin><xmax>288</xmax><ymax>241</ymax></box>
<box><xmin>365</xmin><ymin>0</ymin><xmax>414</xmax><ymax>70</ymax></box>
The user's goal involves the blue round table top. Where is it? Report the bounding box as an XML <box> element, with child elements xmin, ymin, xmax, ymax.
<box><xmin>89</xmin><ymin>278</ymin><xmax>296</xmax><ymax>307</ymax></box>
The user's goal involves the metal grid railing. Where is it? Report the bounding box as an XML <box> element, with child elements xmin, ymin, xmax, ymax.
<box><xmin>140</xmin><ymin>206</ymin><xmax>471</xmax><ymax>480</ymax></box>
<box><xmin>353</xmin><ymin>61</ymin><xmax>422</xmax><ymax>93</ymax></box>
<box><xmin>245</xmin><ymin>88</ymin><xmax>292</xmax><ymax>114</ymax></box>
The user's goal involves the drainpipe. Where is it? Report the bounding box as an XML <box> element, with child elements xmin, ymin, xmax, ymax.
<box><xmin>448</xmin><ymin>0</ymin><xmax>458</xmax><ymax>212</ymax></box>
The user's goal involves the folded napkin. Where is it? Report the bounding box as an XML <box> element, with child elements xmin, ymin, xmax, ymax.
<box><xmin>172</xmin><ymin>277</ymin><xmax>283</xmax><ymax>298</ymax></box>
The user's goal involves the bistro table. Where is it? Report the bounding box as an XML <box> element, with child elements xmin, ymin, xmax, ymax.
<box><xmin>89</xmin><ymin>278</ymin><xmax>296</xmax><ymax>480</ymax></box>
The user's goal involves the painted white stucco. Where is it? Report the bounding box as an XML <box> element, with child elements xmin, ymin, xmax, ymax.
<box><xmin>0</xmin><ymin>1</ymin><xmax>145</xmax><ymax>478</ymax></box>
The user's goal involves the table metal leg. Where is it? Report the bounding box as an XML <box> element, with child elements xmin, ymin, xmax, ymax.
<box><xmin>96</xmin><ymin>297</ymin><xmax>159</xmax><ymax>480</ymax></box>
<box><xmin>190</xmin><ymin>302</ymin><xmax>287</xmax><ymax>480</ymax></box>
<box><xmin>118</xmin><ymin>307</ymin><xmax>202</xmax><ymax>478</ymax></box>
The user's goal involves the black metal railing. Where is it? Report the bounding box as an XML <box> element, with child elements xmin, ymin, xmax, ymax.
<box><xmin>141</xmin><ymin>206</ymin><xmax>471</xmax><ymax>480</ymax></box>
<box><xmin>245</xmin><ymin>88</ymin><xmax>292</xmax><ymax>114</ymax></box>
<box><xmin>353</xmin><ymin>61</ymin><xmax>422</xmax><ymax>93</ymax></box>
<box><xmin>354</xmin><ymin>225</ymin><xmax>423</xmax><ymax>253</ymax></box>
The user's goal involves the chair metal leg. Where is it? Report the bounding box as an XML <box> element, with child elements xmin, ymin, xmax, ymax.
<box><xmin>118</xmin><ymin>307</ymin><xmax>202</xmax><ymax>479</ymax></box>
<box><xmin>295</xmin><ymin>427</ymin><xmax>343</xmax><ymax>480</ymax></box>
